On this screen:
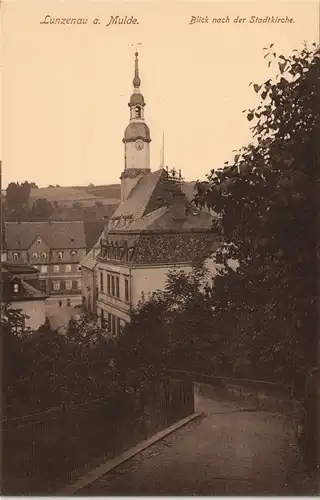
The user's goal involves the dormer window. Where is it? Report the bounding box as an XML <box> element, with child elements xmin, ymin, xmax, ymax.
<box><xmin>12</xmin><ymin>252</ymin><xmax>19</xmax><ymax>260</ymax></box>
<box><xmin>70</xmin><ymin>250</ymin><xmax>77</xmax><ymax>256</ymax></box>
<box><xmin>37</xmin><ymin>238</ymin><xmax>42</xmax><ymax>244</ymax></box>
<box><xmin>57</xmin><ymin>251</ymin><xmax>63</xmax><ymax>259</ymax></box>
<box><xmin>32</xmin><ymin>252</ymin><xmax>38</xmax><ymax>259</ymax></box>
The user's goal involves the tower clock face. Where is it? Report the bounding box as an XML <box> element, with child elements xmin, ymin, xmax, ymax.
<box><xmin>135</xmin><ymin>140</ymin><xmax>144</xmax><ymax>151</ymax></box>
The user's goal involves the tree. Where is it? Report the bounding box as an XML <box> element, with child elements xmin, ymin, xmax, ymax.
<box><xmin>116</xmin><ymin>267</ymin><xmax>218</xmax><ymax>386</ymax></box>
<box><xmin>31</xmin><ymin>198</ymin><xmax>54</xmax><ymax>219</ymax></box>
<box><xmin>6</xmin><ymin>181</ymin><xmax>32</xmax><ymax>211</ymax></box>
<box><xmin>1</xmin><ymin>306</ymin><xmax>31</xmax><ymax>417</ymax></box>
<box><xmin>195</xmin><ymin>43</ymin><xmax>319</xmax><ymax>471</ymax></box>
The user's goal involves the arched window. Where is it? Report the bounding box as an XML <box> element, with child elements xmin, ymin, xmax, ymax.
<box><xmin>135</xmin><ymin>106</ymin><xmax>141</xmax><ymax>118</ymax></box>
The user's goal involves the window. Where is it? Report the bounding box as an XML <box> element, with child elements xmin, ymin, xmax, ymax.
<box><xmin>41</xmin><ymin>252</ymin><xmax>47</xmax><ymax>259</ymax></box>
<box><xmin>107</xmin><ymin>274</ymin><xmax>111</xmax><ymax>295</ymax></box>
<box><xmin>54</xmin><ymin>265</ymin><xmax>59</xmax><ymax>273</ymax></box>
<box><xmin>100</xmin><ymin>272</ymin><xmax>104</xmax><ymax>292</ymax></box>
<box><xmin>66</xmin><ymin>280</ymin><xmax>72</xmax><ymax>290</ymax></box>
<box><xmin>115</xmin><ymin>276</ymin><xmax>120</xmax><ymax>298</ymax></box>
<box><xmin>12</xmin><ymin>252</ymin><xmax>19</xmax><ymax>260</ymax></box>
<box><xmin>125</xmin><ymin>278</ymin><xmax>129</xmax><ymax>302</ymax></box>
<box><xmin>41</xmin><ymin>265</ymin><xmax>48</xmax><ymax>273</ymax></box>
<box><xmin>70</xmin><ymin>250</ymin><xmax>77</xmax><ymax>256</ymax></box>
<box><xmin>77</xmin><ymin>279</ymin><xmax>81</xmax><ymax>289</ymax></box>
<box><xmin>101</xmin><ymin>309</ymin><xmax>106</xmax><ymax>328</ymax></box>
<box><xmin>13</xmin><ymin>283</ymin><xmax>19</xmax><ymax>293</ymax></box>
<box><xmin>106</xmin><ymin>314</ymin><xmax>121</xmax><ymax>335</ymax></box>
<box><xmin>57</xmin><ymin>251</ymin><xmax>63</xmax><ymax>259</ymax></box>
<box><xmin>65</xmin><ymin>264</ymin><xmax>71</xmax><ymax>273</ymax></box>
<box><xmin>32</xmin><ymin>252</ymin><xmax>38</xmax><ymax>259</ymax></box>
<box><xmin>37</xmin><ymin>238</ymin><xmax>42</xmax><ymax>244</ymax></box>
<box><xmin>111</xmin><ymin>276</ymin><xmax>115</xmax><ymax>296</ymax></box>
<box><xmin>53</xmin><ymin>281</ymin><xmax>60</xmax><ymax>291</ymax></box>
<box><xmin>77</xmin><ymin>265</ymin><xmax>82</xmax><ymax>272</ymax></box>
<box><xmin>135</xmin><ymin>106</ymin><xmax>141</xmax><ymax>118</ymax></box>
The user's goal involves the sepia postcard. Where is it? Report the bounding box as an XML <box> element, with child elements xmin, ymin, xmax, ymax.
<box><xmin>1</xmin><ymin>0</ymin><xmax>319</xmax><ymax>496</ymax></box>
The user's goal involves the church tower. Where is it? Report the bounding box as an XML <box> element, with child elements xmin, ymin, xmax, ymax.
<box><xmin>121</xmin><ymin>52</ymin><xmax>151</xmax><ymax>201</ymax></box>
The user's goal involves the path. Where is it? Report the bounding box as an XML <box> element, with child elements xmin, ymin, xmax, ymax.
<box><xmin>76</xmin><ymin>389</ymin><xmax>304</xmax><ymax>496</ymax></box>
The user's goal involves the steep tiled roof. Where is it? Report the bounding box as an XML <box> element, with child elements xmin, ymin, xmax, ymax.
<box><xmin>181</xmin><ymin>181</ymin><xmax>197</xmax><ymax>202</ymax></box>
<box><xmin>111</xmin><ymin>204</ymin><xmax>213</xmax><ymax>233</ymax></box>
<box><xmin>108</xmin><ymin>168</ymin><xmax>216</xmax><ymax>235</ymax></box>
<box><xmin>109</xmin><ymin>169</ymin><xmax>164</xmax><ymax>224</ymax></box>
<box><xmin>2</xmin><ymin>262</ymin><xmax>39</xmax><ymax>275</ymax></box>
<box><xmin>5</xmin><ymin>221</ymin><xmax>86</xmax><ymax>250</ymax></box>
<box><xmin>81</xmin><ymin>233</ymin><xmax>103</xmax><ymax>270</ymax></box>
<box><xmin>1</xmin><ymin>263</ymin><xmax>48</xmax><ymax>302</ymax></box>
<box><xmin>19</xmin><ymin>280</ymin><xmax>47</xmax><ymax>299</ymax></box>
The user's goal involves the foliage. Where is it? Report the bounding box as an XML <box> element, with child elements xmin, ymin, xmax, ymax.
<box><xmin>5</xmin><ymin>182</ymin><xmax>33</xmax><ymax>211</ymax></box>
<box><xmin>2</xmin><ymin>312</ymin><xmax>120</xmax><ymax>417</ymax></box>
<box><xmin>116</xmin><ymin>268</ymin><xmax>219</xmax><ymax>383</ymax></box>
<box><xmin>31</xmin><ymin>198</ymin><xmax>54</xmax><ymax>219</ymax></box>
<box><xmin>195</xmin><ymin>43</ymin><xmax>319</xmax><ymax>385</ymax></box>
<box><xmin>1</xmin><ymin>306</ymin><xmax>31</xmax><ymax>415</ymax></box>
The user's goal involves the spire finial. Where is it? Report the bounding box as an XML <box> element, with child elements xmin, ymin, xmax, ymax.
<box><xmin>133</xmin><ymin>51</ymin><xmax>141</xmax><ymax>88</ymax></box>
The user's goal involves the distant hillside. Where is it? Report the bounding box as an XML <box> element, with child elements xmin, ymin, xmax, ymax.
<box><xmin>76</xmin><ymin>184</ymin><xmax>121</xmax><ymax>199</ymax></box>
<box><xmin>27</xmin><ymin>185</ymin><xmax>121</xmax><ymax>208</ymax></box>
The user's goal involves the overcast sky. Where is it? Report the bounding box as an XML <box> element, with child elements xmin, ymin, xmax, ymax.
<box><xmin>1</xmin><ymin>0</ymin><xmax>318</xmax><ymax>188</ymax></box>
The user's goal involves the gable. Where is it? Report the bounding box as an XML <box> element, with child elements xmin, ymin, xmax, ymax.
<box><xmin>28</xmin><ymin>234</ymin><xmax>50</xmax><ymax>253</ymax></box>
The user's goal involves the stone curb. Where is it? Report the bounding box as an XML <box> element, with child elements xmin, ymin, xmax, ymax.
<box><xmin>58</xmin><ymin>411</ymin><xmax>203</xmax><ymax>496</ymax></box>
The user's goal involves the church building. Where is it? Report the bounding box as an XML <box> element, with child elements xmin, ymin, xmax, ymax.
<box><xmin>95</xmin><ymin>52</ymin><xmax>220</xmax><ymax>335</ymax></box>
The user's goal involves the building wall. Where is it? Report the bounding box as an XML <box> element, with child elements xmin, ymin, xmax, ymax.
<box><xmin>96</xmin><ymin>261</ymin><xmax>218</xmax><ymax>334</ymax></box>
<box><xmin>9</xmin><ymin>299</ymin><xmax>46</xmax><ymax>331</ymax></box>
<box><xmin>97</xmin><ymin>262</ymin><xmax>131</xmax><ymax>333</ymax></box>
<box><xmin>81</xmin><ymin>266</ymin><xmax>98</xmax><ymax>312</ymax></box>
<box><xmin>130</xmin><ymin>264</ymin><xmax>196</xmax><ymax>307</ymax></box>
<box><xmin>8</xmin><ymin>246</ymin><xmax>86</xmax><ymax>295</ymax></box>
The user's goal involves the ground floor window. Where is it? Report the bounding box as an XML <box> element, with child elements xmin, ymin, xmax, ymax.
<box><xmin>106</xmin><ymin>312</ymin><xmax>122</xmax><ymax>335</ymax></box>
<box><xmin>53</xmin><ymin>280</ymin><xmax>60</xmax><ymax>291</ymax></box>
<box><xmin>101</xmin><ymin>309</ymin><xmax>106</xmax><ymax>328</ymax></box>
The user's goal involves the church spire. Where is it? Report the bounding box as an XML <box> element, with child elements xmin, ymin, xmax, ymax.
<box><xmin>121</xmin><ymin>50</ymin><xmax>151</xmax><ymax>201</ymax></box>
<box><xmin>133</xmin><ymin>51</ymin><xmax>141</xmax><ymax>89</ymax></box>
